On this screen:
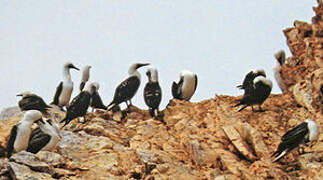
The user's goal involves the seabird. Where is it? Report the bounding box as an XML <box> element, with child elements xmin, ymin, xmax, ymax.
<box><xmin>272</xmin><ymin>119</ymin><xmax>319</xmax><ymax>162</ymax></box>
<box><xmin>60</xmin><ymin>81</ymin><xmax>95</xmax><ymax>127</ymax></box>
<box><xmin>80</xmin><ymin>65</ymin><xmax>91</xmax><ymax>91</ymax></box>
<box><xmin>51</xmin><ymin>62</ymin><xmax>79</xmax><ymax>109</ymax></box>
<box><xmin>26</xmin><ymin>119</ymin><xmax>60</xmax><ymax>154</ymax></box>
<box><xmin>171</xmin><ymin>70</ymin><xmax>198</xmax><ymax>101</ymax></box>
<box><xmin>6</xmin><ymin>110</ymin><xmax>43</xmax><ymax>157</ymax></box>
<box><xmin>89</xmin><ymin>82</ymin><xmax>106</xmax><ymax>111</ymax></box>
<box><xmin>237</xmin><ymin>69</ymin><xmax>266</xmax><ymax>94</ymax></box>
<box><xmin>107</xmin><ymin>63</ymin><xmax>150</xmax><ymax>110</ymax></box>
<box><xmin>274</xmin><ymin>50</ymin><xmax>288</xmax><ymax>93</ymax></box>
<box><xmin>235</xmin><ymin>76</ymin><xmax>272</xmax><ymax>112</ymax></box>
<box><xmin>143</xmin><ymin>67</ymin><xmax>162</xmax><ymax>118</ymax></box>
<box><xmin>17</xmin><ymin>91</ymin><xmax>50</xmax><ymax>114</ymax></box>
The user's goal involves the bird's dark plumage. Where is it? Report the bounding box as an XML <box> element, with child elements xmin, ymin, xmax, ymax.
<box><xmin>26</xmin><ymin>132</ymin><xmax>51</xmax><ymax>154</ymax></box>
<box><xmin>18</xmin><ymin>94</ymin><xmax>50</xmax><ymax>114</ymax></box>
<box><xmin>60</xmin><ymin>91</ymin><xmax>91</xmax><ymax>127</ymax></box>
<box><xmin>237</xmin><ymin>70</ymin><xmax>265</xmax><ymax>94</ymax></box>
<box><xmin>144</xmin><ymin>82</ymin><xmax>162</xmax><ymax>117</ymax></box>
<box><xmin>6</xmin><ymin>125</ymin><xmax>18</xmax><ymax>157</ymax></box>
<box><xmin>272</xmin><ymin>122</ymin><xmax>309</xmax><ymax>162</ymax></box>
<box><xmin>108</xmin><ymin>76</ymin><xmax>140</xmax><ymax>110</ymax></box>
<box><xmin>235</xmin><ymin>77</ymin><xmax>272</xmax><ymax>112</ymax></box>
<box><xmin>91</xmin><ymin>91</ymin><xmax>106</xmax><ymax>110</ymax></box>
<box><xmin>51</xmin><ymin>82</ymin><xmax>63</xmax><ymax>105</ymax></box>
<box><xmin>171</xmin><ymin>78</ymin><xmax>183</xmax><ymax>100</ymax></box>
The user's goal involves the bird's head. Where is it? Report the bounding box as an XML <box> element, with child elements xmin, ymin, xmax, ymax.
<box><xmin>64</xmin><ymin>62</ymin><xmax>80</xmax><ymax>71</ymax></box>
<box><xmin>16</xmin><ymin>91</ymin><xmax>33</xmax><ymax>98</ymax></box>
<box><xmin>253</xmin><ymin>68</ymin><xmax>266</xmax><ymax>78</ymax></box>
<box><xmin>146</xmin><ymin>67</ymin><xmax>159</xmax><ymax>82</ymax></box>
<box><xmin>23</xmin><ymin>110</ymin><xmax>43</xmax><ymax>123</ymax></box>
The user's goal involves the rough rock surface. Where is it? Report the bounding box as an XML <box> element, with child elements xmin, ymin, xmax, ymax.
<box><xmin>0</xmin><ymin>1</ymin><xmax>322</xmax><ymax>180</ymax></box>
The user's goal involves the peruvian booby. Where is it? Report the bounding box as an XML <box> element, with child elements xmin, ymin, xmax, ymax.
<box><xmin>107</xmin><ymin>63</ymin><xmax>150</xmax><ymax>110</ymax></box>
<box><xmin>89</xmin><ymin>82</ymin><xmax>106</xmax><ymax>111</ymax></box>
<box><xmin>60</xmin><ymin>81</ymin><xmax>95</xmax><ymax>127</ymax></box>
<box><xmin>144</xmin><ymin>67</ymin><xmax>162</xmax><ymax>118</ymax></box>
<box><xmin>17</xmin><ymin>91</ymin><xmax>50</xmax><ymax>114</ymax></box>
<box><xmin>27</xmin><ymin>119</ymin><xmax>60</xmax><ymax>154</ymax></box>
<box><xmin>274</xmin><ymin>50</ymin><xmax>288</xmax><ymax>93</ymax></box>
<box><xmin>235</xmin><ymin>76</ymin><xmax>272</xmax><ymax>112</ymax></box>
<box><xmin>171</xmin><ymin>70</ymin><xmax>198</xmax><ymax>101</ymax></box>
<box><xmin>272</xmin><ymin>119</ymin><xmax>319</xmax><ymax>162</ymax></box>
<box><xmin>80</xmin><ymin>65</ymin><xmax>91</xmax><ymax>91</ymax></box>
<box><xmin>6</xmin><ymin>110</ymin><xmax>43</xmax><ymax>157</ymax></box>
<box><xmin>237</xmin><ymin>69</ymin><xmax>266</xmax><ymax>94</ymax></box>
<box><xmin>51</xmin><ymin>62</ymin><xmax>79</xmax><ymax>109</ymax></box>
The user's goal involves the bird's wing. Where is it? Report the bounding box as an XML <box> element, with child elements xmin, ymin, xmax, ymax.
<box><xmin>91</xmin><ymin>92</ymin><xmax>106</xmax><ymax>109</ymax></box>
<box><xmin>144</xmin><ymin>83</ymin><xmax>162</xmax><ymax>108</ymax></box>
<box><xmin>19</xmin><ymin>95</ymin><xmax>49</xmax><ymax>111</ymax></box>
<box><xmin>68</xmin><ymin>92</ymin><xmax>91</xmax><ymax>117</ymax></box>
<box><xmin>171</xmin><ymin>82</ymin><xmax>180</xmax><ymax>99</ymax></box>
<box><xmin>194</xmin><ymin>74</ymin><xmax>198</xmax><ymax>93</ymax></box>
<box><xmin>29</xmin><ymin>127</ymin><xmax>42</xmax><ymax>141</ymax></box>
<box><xmin>26</xmin><ymin>134</ymin><xmax>51</xmax><ymax>154</ymax></box>
<box><xmin>6</xmin><ymin>125</ymin><xmax>18</xmax><ymax>157</ymax></box>
<box><xmin>241</xmin><ymin>71</ymin><xmax>254</xmax><ymax>89</ymax></box>
<box><xmin>52</xmin><ymin>82</ymin><xmax>63</xmax><ymax>105</ymax></box>
<box><xmin>114</xmin><ymin>76</ymin><xmax>140</xmax><ymax>102</ymax></box>
<box><xmin>282</xmin><ymin>122</ymin><xmax>308</xmax><ymax>142</ymax></box>
<box><xmin>79</xmin><ymin>82</ymin><xmax>86</xmax><ymax>92</ymax></box>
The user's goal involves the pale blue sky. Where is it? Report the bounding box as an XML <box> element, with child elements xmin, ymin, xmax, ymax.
<box><xmin>0</xmin><ymin>0</ymin><xmax>317</xmax><ymax>110</ymax></box>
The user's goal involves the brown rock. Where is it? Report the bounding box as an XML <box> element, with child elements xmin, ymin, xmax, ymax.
<box><xmin>8</xmin><ymin>162</ymin><xmax>54</xmax><ymax>180</ymax></box>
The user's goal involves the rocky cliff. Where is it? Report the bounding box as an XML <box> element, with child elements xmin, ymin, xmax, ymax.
<box><xmin>0</xmin><ymin>1</ymin><xmax>322</xmax><ymax>180</ymax></box>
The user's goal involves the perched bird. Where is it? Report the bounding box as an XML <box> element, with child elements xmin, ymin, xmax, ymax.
<box><xmin>235</xmin><ymin>76</ymin><xmax>272</xmax><ymax>112</ymax></box>
<box><xmin>107</xmin><ymin>63</ymin><xmax>150</xmax><ymax>110</ymax></box>
<box><xmin>237</xmin><ymin>69</ymin><xmax>266</xmax><ymax>94</ymax></box>
<box><xmin>89</xmin><ymin>82</ymin><xmax>106</xmax><ymax>111</ymax></box>
<box><xmin>51</xmin><ymin>62</ymin><xmax>79</xmax><ymax>109</ymax></box>
<box><xmin>172</xmin><ymin>70</ymin><xmax>198</xmax><ymax>101</ymax></box>
<box><xmin>274</xmin><ymin>50</ymin><xmax>288</xmax><ymax>93</ymax></box>
<box><xmin>80</xmin><ymin>65</ymin><xmax>91</xmax><ymax>91</ymax></box>
<box><xmin>144</xmin><ymin>67</ymin><xmax>162</xmax><ymax>118</ymax></box>
<box><xmin>60</xmin><ymin>82</ymin><xmax>95</xmax><ymax>127</ymax></box>
<box><xmin>26</xmin><ymin>119</ymin><xmax>60</xmax><ymax>154</ymax></box>
<box><xmin>6</xmin><ymin>110</ymin><xmax>43</xmax><ymax>157</ymax></box>
<box><xmin>17</xmin><ymin>91</ymin><xmax>50</xmax><ymax>114</ymax></box>
<box><xmin>272</xmin><ymin>119</ymin><xmax>319</xmax><ymax>162</ymax></box>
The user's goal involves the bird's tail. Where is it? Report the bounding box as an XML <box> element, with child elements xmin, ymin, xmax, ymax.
<box><xmin>238</xmin><ymin>105</ymin><xmax>248</xmax><ymax>112</ymax></box>
<box><xmin>60</xmin><ymin>117</ymin><xmax>69</xmax><ymax>128</ymax></box>
<box><xmin>272</xmin><ymin>150</ymin><xmax>287</xmax><ymax>162</ymax></box>
<box><xmin>107</xmin><ymin>102</ymin><xmax>115</xmax><ymax>111</ymax></box>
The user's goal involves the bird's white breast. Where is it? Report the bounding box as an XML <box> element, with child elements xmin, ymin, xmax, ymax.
<box><xmin>273</xmin><ymin>63</ymin><xmax>287</xmax><ymax>93</ymax></box>
<box><xmin>14</xmin><ymin>123</ymin><xmax>32</xmax><ymax>152</ymax></box>
<box><xmin>59</xmin><ymin>80</ymin><xmax>73</xmax><ymax>106</ymax></box>
<box><xmin>307</xmin><ymin>120</ymin><xmax>319</xmax><ymax>142</ymax></box>
<box><xmin>181</xmin><ymin>75</ymin><xmax>196</xmax><ymax>100</ymax></box>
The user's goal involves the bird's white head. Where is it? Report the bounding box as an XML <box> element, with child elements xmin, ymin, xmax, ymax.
<box><xmin>64</xmin><ymin>62</ymin><xmax>80</xmax><ymax>71</ymax></box>
<box><xmin>83</xmin><ymin>81</ymin><xmax>96</xmax><ymax>94</ymax></box>
<box><xmin>128</xmin><ymin>63</ymin><xmax>150</xmax><ymax>75</ymax></box>
<box><xmin>274</xmin><ymin>50</ymin><xmax>286</xmax><ymax>66</ymax></box>
<box><xmin>253</xmin><ymin>76</ymin><xmax>273</xmax><ymax>89</ymax></box>
<box><xmin>253</xmin><ymin>68</ymin><xmax>266</xmax><ymax>78</ymax></box>
<box><xmin>305</xmin><ymin>119</ymin><xmax>319</xmax><ymax>141</ymax></box>
<box><xmin>146</xmin><ymin>67</ymin><xmax>159</xmax><ymax>83</ymax></box>
<box><xmin>23</xmin><ymin>110</ymin><xmax>43</xmax><ymax>123</ymax></box>
<box><xmin>180</xmin><ymin>70</ymin><xmax>195</xmax><ymax>81</ymax></box>
<box><xmin>16</xmin><ymin>91</ymin><xmax>33</xmax><ymax>98</ymax></box>
<box><xmin>81</xmin><ymin>65</ymin><xmax>92</xmax><ymax>82</ymax></box>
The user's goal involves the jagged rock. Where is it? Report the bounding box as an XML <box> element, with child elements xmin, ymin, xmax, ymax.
<box><xmin>8</xmin><ymin>162</ymin><xmax>54</xmax><ymax>180</ymax></box>
<box><xmin>35</xmin><ymin>151</ymin><xmax>65</xmax><ymax>167</ymax></box>
<box><xmin>9</xmin><ymin>151</ymin><xmax>51</xmax><ymax>173</ymax></box>
<box><xmin>0</xmin><ymin>107</ymin><xmax>20</xmax><ymax>121</ymax></box>
<box><xmin>298</xmin><ymin>153</ymin><xmax>323</xmax><ymax>179</ymax></box>
<box><xmin>0</xmin><ymin>158</ymin><xmax>9</xmax><ymax>177</ymax></box>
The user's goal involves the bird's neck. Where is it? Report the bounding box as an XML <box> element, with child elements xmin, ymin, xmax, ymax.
<box><xmin>129</xmin><ymin>69</ymin><xmax>141</xmax><ymax>80</ymax></box>
<box><xmin>63</xmin><ymin>68</ymin><xmax>72</xmax><ymax>81</ymax></box>
<box><xmin>21</xmin><ymin>120</ymin><xmax>33</xmax><ymax>127</ymax></box>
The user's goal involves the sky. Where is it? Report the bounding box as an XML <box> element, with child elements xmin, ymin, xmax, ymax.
<box><xmin>0</xmin><ymin>0</ymin><xmax>317</xmax><ymax>111</ymax></box>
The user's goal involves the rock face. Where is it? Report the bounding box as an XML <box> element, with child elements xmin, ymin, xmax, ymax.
<box><xmin>0</xmin><ymin>1</ymin><xmax>322</xmax><ymax>180</ymax></box>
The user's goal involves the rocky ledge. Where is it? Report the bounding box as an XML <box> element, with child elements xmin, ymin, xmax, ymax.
<box><xmin>0</xmin><ymin>1</ymin><xmax>322</xmax><ymax>180</ymax></box>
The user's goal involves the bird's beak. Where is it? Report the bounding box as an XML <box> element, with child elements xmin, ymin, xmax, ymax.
<box><xmin>137</xmin><ymin>63</ymin><xmax>150</xmax><ymax>69</ymax></box>
<box><xmin>16</xmin><ymin>94</ymin><xmax>23</xmax><ymax>97</ymax></box>
<box><xmin>71</xmin><ymin>65</ymin><xmax>80</xmax><ymax>71</ymax></box>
